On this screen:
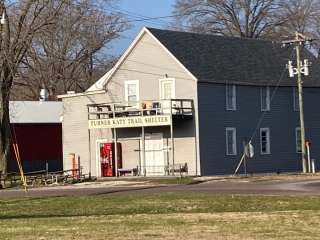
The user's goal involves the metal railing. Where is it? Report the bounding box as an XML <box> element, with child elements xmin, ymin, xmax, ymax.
<box><xmin>87</xmin><ymin>99</ymin><xmax>193</xmax><ymax>120</ymax></box>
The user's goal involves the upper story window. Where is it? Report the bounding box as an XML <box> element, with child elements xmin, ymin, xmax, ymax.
<box><xmin>125</xmin><ymin>80</ymin><xmax>139</xmax><ymax>103</ymax></box>
<box><xmin>296</xmin><ymin>127</ymin><xmax>302</xmax><ymax>153</ymax></box>
<box><xmin>261</xmin><ymin>87</ymin><xmax>270</xmax><ymax>111</ymax></box>
<box><xmin>226</xmin><ymin>127</ymin><xmax>237</xmax><ymax>155</ymax></box>
<box><xmin>226</xmin><ymin>84</ymin><xmax>236</xmax><ymax>111</ymax></box>
<box><xmin>159</xmin><ymin>78</ymin><xmax>175</xmax><ymax>100</ymax></box>
<box><xmin>260</xmin><ymin>128</ymin><xmax>271</xmax><ymax>155</ymax></box>
<box><xmin>293</xmin><ymin>87</ymin><xmax>299</xmax><ymax>111</ymax></box>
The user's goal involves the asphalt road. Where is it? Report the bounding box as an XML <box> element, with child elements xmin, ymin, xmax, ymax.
<box><xmin>1</xmin><ymin>177</ymin><xmax>320</xmax><ymax>198</ymax></box>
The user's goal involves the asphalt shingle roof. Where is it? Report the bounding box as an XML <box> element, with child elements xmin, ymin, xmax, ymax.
<box><xmin>147</xmin><ymin>27</ymin><xmax>320</xmax><ymax>87</ymax></box>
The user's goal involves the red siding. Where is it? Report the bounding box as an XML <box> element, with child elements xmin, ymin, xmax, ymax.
<box><xmin>10</xmin><ymin>124</ymin><xmax>62</xmax><ymax>162</ymax></box>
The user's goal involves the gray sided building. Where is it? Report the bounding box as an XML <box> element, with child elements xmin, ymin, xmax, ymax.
<box><xmin>59</xmin><ymin>27</ymin><xmax>320</xmax><ymax>177</ymax></box>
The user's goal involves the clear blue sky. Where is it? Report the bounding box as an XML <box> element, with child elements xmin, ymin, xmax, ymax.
<box><xmin>109</xmin><ymin>0</ymin><xmax>175</xmax><ymax>56</ymax></box>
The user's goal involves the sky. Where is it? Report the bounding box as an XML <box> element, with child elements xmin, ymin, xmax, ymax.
<box><xmin>109</xmin><ymin>0</ymin><xmax>175</xmax><ymax>56</ymax></box>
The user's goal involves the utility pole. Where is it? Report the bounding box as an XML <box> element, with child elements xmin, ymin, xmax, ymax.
<box><xmin>283</xmin><ymin>32</ymin><xmax>313</xmax><ymax>173</ymax></box>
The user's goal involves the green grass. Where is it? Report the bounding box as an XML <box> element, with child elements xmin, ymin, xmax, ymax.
<box><xmin>1</xmin><ymin>193</ymin><xmax>320</xmax><ymax>239</ymax></box>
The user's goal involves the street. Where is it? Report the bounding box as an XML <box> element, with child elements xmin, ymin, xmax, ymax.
<box><xmin>2</xmin><ymin>175</ymin><xmax>320</xmax><ymax>198</ymax></box>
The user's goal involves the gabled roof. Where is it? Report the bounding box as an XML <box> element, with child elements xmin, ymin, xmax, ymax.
<box><xmin>86</xmin><ymin>68</ymin><xmax>114</xmax><ymax>92</ymax></box>
<box><xmin>147</xmin><ymin>28</ymin><xmax>320</xmax><ymax>87</ymax></box>
<box><xmin>10</xmin><ymin>101</ymin><xmax>63</xmax><ymax>124</ymax></box>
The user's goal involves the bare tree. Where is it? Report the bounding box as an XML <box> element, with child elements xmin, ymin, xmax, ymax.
<box><xmin>273</xmin><ymin>0</ymin><xmax>320</xmax><ymax>38</ymax></box>
<box><xmin>0</xmin><ymin>0</ymin><xmax>75</xmax><ymax>172</ymax></box>
<box><xmin>14</xmin><ymin>0</ymin><xmax>128</xmax><ymax>100</ymax></box>
<box><xmin>173</xmin><ymin>0</ymin><xmax>288</xmax><ymax>38</ymax></box>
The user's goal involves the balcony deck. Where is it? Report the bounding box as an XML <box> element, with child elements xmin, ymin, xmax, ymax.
<box><xmin>88</xmin><ymin>99</ymin><xmax>193</xmax><ymax>121</ymax></box>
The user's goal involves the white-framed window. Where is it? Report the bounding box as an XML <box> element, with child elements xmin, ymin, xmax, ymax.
<box><xmin>226</xmin><ymin>128</ymin><xmax>237</xmax><ymax>155</ymax></box>
<box><xmin>159</xmin><ymin>78</ymin><xmax>175</xmax><ymax>99</ymax></box>
<box><xmin>293</xmin><ymin>87</ymin><xmax>299</xmax><ymax>111</ymax></box>
<box><xmin>261</xmin><ymin>86</ymin><xmax>270</xmax><ymax>111</ymax></box>
<box><xmin>260</xmin><ymin>128</ymin><xmax>271</xmax><ymax>155</ymax></box>
<box><xmin>226</xmin><ymin>84</ymin><xmax>236</xmax><ymax>111</ymax></box>
<box><xmin>125</xmin><ymin>80</ymin><xmax>139</xmax><ymax>103</ymax></box>
<box><xmin>296</xmin><ymin>127</ymin><xmax>302</xmax><ymax>153</ymax></box>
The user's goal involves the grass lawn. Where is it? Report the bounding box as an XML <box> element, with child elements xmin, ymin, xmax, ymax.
<box><xmin>1</xmin><ymin>193</ymin><xmax>320</xmax><ymax>239</ymax></box>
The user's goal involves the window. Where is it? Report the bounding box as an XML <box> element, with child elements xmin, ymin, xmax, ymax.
<box><xmin>260</xmin><ymin>128</ymin><xmax>271</xmax><ymax>154</ymax></box>
<box><xmin>226</xmin><ymin>128</ymin><xmax>237</xmax><ymax>155</ymax></box>
<box><xmin>296</xmin><ymin>127</ymin><xmax>302</xmax><ymax>153</ymax></box>
<box><xmin>261</xmin><ymin>87</ymin><xmax>270</xmax><ymax>111</ymax></box>
<box><xmin>125</xmin><ymin>80</ymin><xmax>139</xmax><ymax>103</ymax></box>
<box><xmin>226</xmin><ymin>84</ymin><xmax>236</xmax><ymax>110</ymax></box>
<box><xmin>159</xmin><ymin>78</ymin><xmax>175</xmax><ymax>99</ymax></box>
<box><xmin>293</xmin><ymin>87</ymin><xmax>299</xmax><ymax>111</ymax></box>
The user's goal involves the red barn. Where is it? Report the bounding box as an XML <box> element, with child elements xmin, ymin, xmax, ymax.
<box><xmin>8</xmin><ymin>101</ymin><xmax>63</xmax><ymax>173</ymax></box>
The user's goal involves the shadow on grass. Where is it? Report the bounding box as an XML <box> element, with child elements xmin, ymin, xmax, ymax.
<box><xmin>0</xmin><ymin>185</ymin><xmax>170</xmax><ymax>200</ymax></box>
<box><xmin>89</xmin><ymin>185</ymin><xmax>170</xmax><ymax>196</ymax></box>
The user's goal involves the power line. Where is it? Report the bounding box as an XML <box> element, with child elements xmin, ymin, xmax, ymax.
<box><xmin>109</xmin><ymin>4</ymin><xmax>173</xmax><ymax>27</ymax></box>
<box><xmin>108</xmin><ymin>3</ymin><xmax>190</xmax><ymax>31</ymax></box>
<box><xmin>112</xmin><ymin>13</ymin><xmax>188</xmax><ymax>26</ymax></box>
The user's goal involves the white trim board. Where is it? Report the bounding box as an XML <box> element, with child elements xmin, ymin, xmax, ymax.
<box><xmin>57</xmin><ymin>90</ymin><xmax>106</xmax><ymax>99</ymax></box>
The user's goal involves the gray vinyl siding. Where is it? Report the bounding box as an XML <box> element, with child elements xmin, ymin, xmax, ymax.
<box><xmin>198</xmin><ymin>83</ymin><xmax>320</xmax><ymax>175</ymax></box>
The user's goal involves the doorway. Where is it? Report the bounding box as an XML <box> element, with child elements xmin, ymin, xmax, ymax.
<box><xmin>142</xmin><ymin>133</ymin><xmax>165</xmax><ymax>176</ymax></box>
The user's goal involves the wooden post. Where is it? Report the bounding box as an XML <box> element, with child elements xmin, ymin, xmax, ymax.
<box><xmin>113</xmin><ymin>104</ymin><xmax>118</xmax><ymax>177</ymax></box>
<box><xmin>77</xmin><ymin>155</ymin><xmax>81</xmax><ymax>179</ymax></box>
<box><xmin>170</xmin><ymin>100</ymin><xmax>175</xmax><ymax>176</ymax></box>
<box><xmin>142</xmin><ymin>126</ymin><xmax>146</xmax><ymax>176</ymax></box>
<box><xmin>295</xmin><ymin>32</ymin><xmax>307</xmax><ymax>173</ymax></box>
<box><xmin>87</xmin><ymin>106</ymin><xmax>92</xmax><ymax>178</ymax></box>
<box><xmin>88</xmin><ymin>129</ymin><xmax>92</xmax><ymax>178</ymax></box>
<box><xmin>282</xmin><ymin>32</ymin><xmax>314</xmax><ymax>174</ymax></box>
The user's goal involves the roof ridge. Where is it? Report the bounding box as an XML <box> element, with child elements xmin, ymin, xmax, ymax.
<box><xmin>146</xmin><ymin>27</ymin><xmax>282</xmax><ymax>44</ymax></box>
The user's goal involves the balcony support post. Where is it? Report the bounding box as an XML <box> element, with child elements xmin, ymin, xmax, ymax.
<box><xmin>170</xmin><ymin>100</ymin><xmax>175</xmax><ymax>176</ymax></box>
<box><xmin>141</xmin><ymin>126</ymin><xmax>146</xmax><ymax>176</ymax></box>
<box><xmin>113</xmin><ymin>105</ymin><xmax>118</xmax><ymax>177</ymax></box>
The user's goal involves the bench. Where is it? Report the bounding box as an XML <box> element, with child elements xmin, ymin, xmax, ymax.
<box><xmin>118</xmin><ymin>167</ymin><xmax>138</xmax><ymax>176</ymax></box>
<box><xmin>165</xmin><ymin>163</ymin><xmax>188</xmax><ymax>176</ymax></box>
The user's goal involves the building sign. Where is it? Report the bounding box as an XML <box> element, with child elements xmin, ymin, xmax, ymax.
<box><xmin>88</xmin><ymin>115</ymin><xmax>172</xmax><ymax>129</ymax></box>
